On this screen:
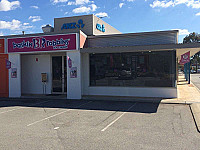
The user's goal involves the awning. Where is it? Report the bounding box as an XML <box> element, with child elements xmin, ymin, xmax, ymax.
<box><xmin>80</xmin><ymin>43</ymin><xmax>200</xmax><ymax>61</ymax></box>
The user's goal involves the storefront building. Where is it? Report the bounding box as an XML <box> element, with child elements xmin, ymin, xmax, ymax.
<box><xmin>1</xmin><ymin>14</ymin><xmax>200</xmax><ymax>99</ymax></box>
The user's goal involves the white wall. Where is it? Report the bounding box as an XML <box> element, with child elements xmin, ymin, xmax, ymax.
<box><xmin>9</xmin><ymin>54</ymin><xmax>21</xmax><ymax>97</ymax></box>
<box><xmin>21</xmin><ymin>54</ymin><xmax>51</xmax><ymax>94</ymax></box>
<box><xmin>67</xmin><ymin>51</ymin><xmax>82</xmax><ymax>99</ymax></box>
<box><xmin>81</xmin><ymin>53</ymin><xmax>177</xmax><ymax>98</ymax></box>
<box><xmin>86</xmin><ymin>87</ymin><xmax>177</xmax><ymax>98</ymax></box>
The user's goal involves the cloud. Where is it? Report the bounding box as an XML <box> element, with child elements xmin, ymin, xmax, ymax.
<box><xmin>0</xmin><ymin>19</ymin><xmax>33</xmax><ymax>30</ymax></box>
<box><xmin>173</xmin><ymin>29</ymin><xmax>190</xmax><ymax>35</ymax></box>
<box><xmin>196</xmin><ymin>12</ymin><xmax>200</xmax><ymax>15</ymax></box>
<box><xmin>0</xmin><ymin>0</ymin><xmax>20</xmax><ymax>11</ymax></box>
<box><xmin>0</xmin><ymin>32</ymin><xmax>3</xmax><ymax>36</ymax></box>
<box><xmin>150</xmin><ymin>0</ymin><xmax>174</xmax><ymax>8</ymax></box>
<box><xmin>90</xmin><ymin>3</ymin><xmax>97</xmax><ymax>11</ymax></box>
<box><xmin>28</xmin><ymin>16</ymin><xmax>42</xmax><ymax>22</ymax></box>
<box><xmin>127</xmin><ymin>0</ymin><xmax>135</xmax><ymax>1</ymax></box>
<box><xmin>119</xmin><ymin>3</ymin><xmax>124</xmax><ymax>8</ymax></box>
<box><xmin>150</xmin><ymin>0</ymin><xmax>200</xmax><ymax>9</ymax></box>
<box><xmin>72</xmin><ymin>4</ymin><xmax>97</xmax><ymax>13</ymax></box>
<box><xmin>51</xmin><ymin>0</ymin><xmax>68</xmax><ymax>4</ymax></box>
<box><xmin>30</xmin><ymin>6</ymin><xmax>39</xmax><ymax>9</ymax></box>
<box><xmin>23</xmin><ymin>22</ymin><xmax>29</xmax><ymax>25</ymax></box>
<box><xmin>95</xmin><ymin>12</ymin><xmax>108</xmax><ymax>18</ymax></box>
<box><xmin>68</xmin><ymin>0</ymin><xmax>92</xmax><ymax>5</ymax></box>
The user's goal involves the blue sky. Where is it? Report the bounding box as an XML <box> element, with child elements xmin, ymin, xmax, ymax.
<box><xmin>0</xmin><ymin>0</ymin><xmax>200</xmax><ymax>43</ymax></box>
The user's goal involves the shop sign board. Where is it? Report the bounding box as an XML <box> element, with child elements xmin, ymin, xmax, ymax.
<box><xmin>61</xmin><ymin>19</ymin><xmax>85</xmax><ymax>30</ymax></box>
<box><xmin>179</xmin><ymin>51</ymin><xmax>190</xmax><ymax>65</ymax></box>
<box><xmin>8</xmin><ymin>34</ymin><xmax>77</xmax><ymax>53</ymax></box>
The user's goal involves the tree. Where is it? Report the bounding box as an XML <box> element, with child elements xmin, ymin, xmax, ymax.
<box><xmin>183</xmin><ymin>32</ymin><xmax>200</xmax><ymax>43</ymax></box>
<box><xmin>183</xmin><ymin>32</ymin><xmax>200</xmax><ymax>72</ymax></box>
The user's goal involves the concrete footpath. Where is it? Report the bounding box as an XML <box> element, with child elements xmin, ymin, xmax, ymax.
<box><xmin>162</xmin><ymin>74</ymin><xmax>200</xmax><ymax>132</ymax></box>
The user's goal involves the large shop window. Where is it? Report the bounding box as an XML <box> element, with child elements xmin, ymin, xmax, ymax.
<box><xmin>90</xmin><ymin>51</ymin><xmax>176</xmax><ymax>87</ymax></box>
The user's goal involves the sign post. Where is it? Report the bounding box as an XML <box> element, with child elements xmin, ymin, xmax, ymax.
<box><xmin>179</xmin><ymin>51</ymin><xmax>190</xmax><ymax>84</ymax></box>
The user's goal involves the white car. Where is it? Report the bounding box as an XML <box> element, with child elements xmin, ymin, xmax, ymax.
<box><xmin>191</xmin><ymin>70</ymin><xmax>197</xmax><ymax>73</ymax></box>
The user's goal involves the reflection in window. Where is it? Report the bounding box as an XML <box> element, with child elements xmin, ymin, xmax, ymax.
<box><xmin>90</xmin><ymin>51</ymin><xmax>176</xmax><ymax>87</ymax></box>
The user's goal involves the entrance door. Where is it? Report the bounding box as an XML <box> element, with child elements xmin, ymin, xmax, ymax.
<box><xmin>52</xmin><ymin>56</ymin><xmax>67</xmax><ymax>94</ymax></box>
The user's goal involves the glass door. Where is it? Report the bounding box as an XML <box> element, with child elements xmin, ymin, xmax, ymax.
<box><xmin>52</xmin><ymin>56</ymin><xmax>67</xmax><ymax>94</ymax></box>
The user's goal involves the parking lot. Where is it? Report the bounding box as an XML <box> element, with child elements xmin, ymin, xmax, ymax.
<box><xmin>0</xmin><ymin>99</ymin><xmax>199</xmax><ymax>150</ymax></box>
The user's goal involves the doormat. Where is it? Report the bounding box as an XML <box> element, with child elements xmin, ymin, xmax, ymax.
<box><xmin>46</xmin><ymin>94</ymin><xmax>61</xmax><ymax>96</ymax></box>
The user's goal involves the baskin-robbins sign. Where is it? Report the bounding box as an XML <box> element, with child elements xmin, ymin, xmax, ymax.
<box><xmin>8</xmin><ymin>34</ymin><xmax>77</xmax><ymax>53</ymax></box>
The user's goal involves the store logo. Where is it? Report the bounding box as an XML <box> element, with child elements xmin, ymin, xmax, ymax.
<box><xmin>12</xmin><ymin>38</ymin><xmax>70</xmax><ymax>49</ymax></box>
<box><xmin>96</xmin><ymin>24</ymin><xmax>105</xmax><ymax>32</ymax></box>
<box><xmin>61</xmin><ymin>19</ymin><xmax>85</xmax><ymax>30</ymax></box>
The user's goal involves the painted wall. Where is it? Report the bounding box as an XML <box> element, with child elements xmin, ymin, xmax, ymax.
<box><xmin>93</xmin><ymin>15</ymin><xmax>121</xmax><ymax>35</ymax></box>
<box><xmin>81</xmin><ymin>53</ymin><xmax>177</xmax><ymax>98</ymax></box>
<box><xmin>54</xmin><ymin>14</ymin><xmax>121</xmax><ymax>36</ymax></box>
<box><xmin>80</xmin><ymin>31</ymin><xmax>87</xmax><ymax>49</ymax></box>
<box><xmin>0</xmin><ymin>54</ymin><xmax>9</xmax><ymax>97</ymax></box>
<box><xmin>54</xmin><ymin>15</ymin><xmax>93</xmax><ymax>35</ymax></box>
<box><xmin>9</xmin><ymin>54</ymin><xmax>21</xmax><ymax>97</ymax></box>
<box><xmin>87</xmin><ymin>31</ymin><xmax>178</xmax><ymax>48</ymax></box>
<box><xmin>21</xmin><ymin>54</ymin><xmax>51</xmax><ymax>95</ymax></box>
<box><xmin>67</xmin><ymin>51</ymin><xmax>82</xmax><ymax>99</ymax></box>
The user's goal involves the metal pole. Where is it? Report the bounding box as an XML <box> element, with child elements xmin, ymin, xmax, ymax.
<box><xmin>188</xmin><ymin>62</ymin><xmax>190</xmax><ymax>84</ymax></box>
<box><xmin>43</xmin><ymin>83</ymin><xmax>44</xmax><ymax>94</ymax></box>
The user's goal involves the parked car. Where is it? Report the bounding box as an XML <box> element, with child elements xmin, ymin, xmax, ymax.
<box><xmin>191</xmin><ymin>70</ymin><xmax>197</xmax><ymax>73</ymax></box>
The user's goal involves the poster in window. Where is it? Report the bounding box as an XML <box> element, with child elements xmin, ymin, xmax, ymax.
<box><xmin>70</xmin><ymin>67</ymin><xmax>77</xmax><ymax>78</ymax></box>
<box><xmin>139</xmin><ymin>56</ymin><xmax>145</xmax><ymax>64</ymax></box>
<box><xmin>11</xmin><ymin>68</ymin><xmax>17</xmax><ymax>78</ymax></box>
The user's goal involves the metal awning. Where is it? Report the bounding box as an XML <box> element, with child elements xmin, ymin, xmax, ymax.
<box><xmin>80</xmin><ymin>43</ymin><xmax>200</xmax><ymax>61</ymax></box>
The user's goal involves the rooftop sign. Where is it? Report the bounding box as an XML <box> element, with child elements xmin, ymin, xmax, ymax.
<box><xmin>61</xmin><ymin>19</ymin><xmax>85</xmax><ymax>30</ymax></box>
<box><xmin>96</xmin><ymin>24</ymin><xmax>105</xmax><ymax>32</ymax></box>
<box><xmin>8</xmin><ymin>34</ymin><xmax>77</xmax><ymax>53</ymax></box>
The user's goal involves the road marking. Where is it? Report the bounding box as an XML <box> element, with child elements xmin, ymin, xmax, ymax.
<box><xmin>0</xmin><ymin>100</ymin><xmax>51</xmax><ymax>115</ymax></box>
<box><xmin>101</xmin><ymin>103</ymin><xmax>137</xmax><ymax>132</ymax></box>
<box><xmin>54</xmin><ymin>127</ymin><xmax>59</xmax><ymax>130</ymax></box>
<box><xmin>27</xmin><ymin>101</ymin><xmax>92</xmax><ymax>127</ymax></box>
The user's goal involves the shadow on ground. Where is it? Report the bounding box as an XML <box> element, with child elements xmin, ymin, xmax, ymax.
<box><xmin>0</xmin><ymin>98</ymin><xmax>161</xmax><ymax>114</ymax></box>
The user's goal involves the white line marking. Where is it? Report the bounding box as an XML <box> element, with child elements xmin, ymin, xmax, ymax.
<box><xmin>27</xmin><ymin>110</ymin><xmax>70</xmax><ymax>126</ymax></box>
<box><xmin>0</xmin><ymin>100</ymin><xmax>51</xmax><ymax>115</ymax></box>
<box><xmin>27</xmin><ymin>101</ymin><xmax>92</xmax><ymax>127</ymax></box>
<box><xmin>54</xmin><ymin>127</ymin><xmax>59</xmax><ymax>130</ymax></box>
<box><xmin>101</xmin><ymin>103</ymin><xmax>137</xmax><ymax>132</ymax></box>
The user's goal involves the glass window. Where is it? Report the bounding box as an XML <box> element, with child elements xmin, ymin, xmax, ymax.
<box><xmin>90</xmin><ymin>51</ymin><xmax>176</xmax><ymax>87</ymax></box>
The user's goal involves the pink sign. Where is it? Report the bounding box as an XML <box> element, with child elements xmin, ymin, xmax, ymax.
<box><xmin>68</xmin><ymin>57</ymin><xmax>72</xmax><ymax>68</ymax></box>
<box><xmin>6</xmin><ymin>59</ymin><xmax>11</xmax><ymax>69</ymax></box>
<box><xmin>179</xmin><ymin>51</ymin><xmax>190</xmax><ymax>65</ymax></box>
<box><xmin>8</xmin><ymin>34</ymin><xmax>76</xmax><ymax>53</ymax></box>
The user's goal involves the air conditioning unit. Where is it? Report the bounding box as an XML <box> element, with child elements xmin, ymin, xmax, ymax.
<box><xmin>42</xmin><ymin>24</ymin><xmax>54</xmax><ymax>33</ymax></box>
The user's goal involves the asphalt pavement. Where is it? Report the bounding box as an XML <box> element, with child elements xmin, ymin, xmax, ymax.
<box><xmin>0</xmin><ymin>99</ymin><xmax>199</xmax><ymax>150</ymax></box>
